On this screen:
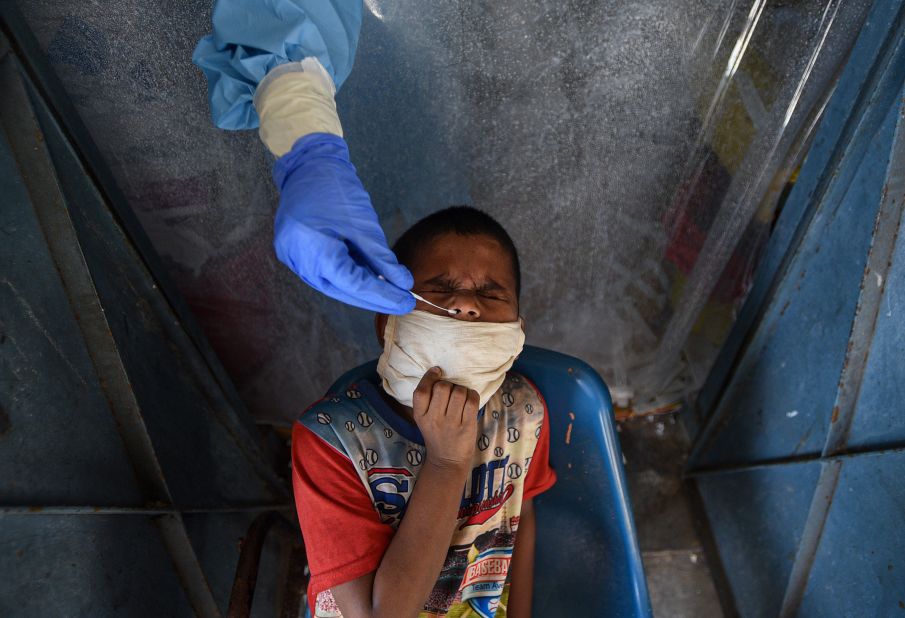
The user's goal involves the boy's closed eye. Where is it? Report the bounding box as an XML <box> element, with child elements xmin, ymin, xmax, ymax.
<box><xmin>418</xmin><ymin>277</ymin><xmax>511</xmax><ymax>302</ymax></box>
<box><xmin>418</xmin><ymin>287</ymin><xmax>510</xmax><ymax>302</ymax></box>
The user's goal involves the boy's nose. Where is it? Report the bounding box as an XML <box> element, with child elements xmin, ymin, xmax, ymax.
<box><xmin>450</xmin><ymin>293</ymin><xmax>481</xmax><ymax>320</ymax></box>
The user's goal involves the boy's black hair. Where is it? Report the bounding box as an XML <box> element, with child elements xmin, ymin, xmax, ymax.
<box><xmin>392</xmin><ymin>206</ymin><xmax>521</xmax><ymax>296</ymax></box>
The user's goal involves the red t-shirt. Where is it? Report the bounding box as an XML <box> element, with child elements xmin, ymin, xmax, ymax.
<box><xmin>292</xmin><ymin>373</ymin><xmax>556</xmax><ymax>617</ymax></box>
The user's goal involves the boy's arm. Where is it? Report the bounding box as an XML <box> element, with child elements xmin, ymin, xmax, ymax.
<box><xmin>506</xmin><ymin>378</ymin><xmax>557</xmax><ymax>618</ymax></box>
<box><xmin>506</xmin><ymin>497</ymin><xmax>536</xmax><ymax>618</ymax></box>
<box><xmin>332</xmin><ymin>368</ymin><xmax>478</xmax><ymax>618</ymax></box>
<box><xmin>330</xmin><ymin>461</ymin><xmax>469</xmax><ymax>616</ymax></box>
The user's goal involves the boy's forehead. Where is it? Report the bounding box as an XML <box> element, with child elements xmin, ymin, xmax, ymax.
<box><xmin>411</xmin><ymin>233</ymin><xmax>516</xmax><ymax>287</ymax></box>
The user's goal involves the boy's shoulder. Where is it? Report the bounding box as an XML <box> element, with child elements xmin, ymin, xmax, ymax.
<box><xmin>298</xmin><ymin>382</ymin><xmax>375</xmax><ymax>428</ymax></box>
<box><xmin>294</xmin><ymin>372</ymin><xmax>547</xmax><ymax>452</ymax></box>
<box><xmin>489</xmin><ymin>371</ymin><xmax>547</xmax><ymax>416</ymax></box>
<box><xmin>296</xmin><ymin>381</ymin><xmax>395</xmax><ymax>454</ymax></box>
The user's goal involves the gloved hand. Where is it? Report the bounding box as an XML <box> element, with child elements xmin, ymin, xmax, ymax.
<box><xmin>273</xmin><ymin>133</ymin><xmax>416</xmax><ymax>314</ymax></box>
<box><xmin>195</xmin><ymin>1</ymin><xmax>412</xmax><ymax>313</ymax></box>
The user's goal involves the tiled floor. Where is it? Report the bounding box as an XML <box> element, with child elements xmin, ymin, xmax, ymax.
<box><xmin>618</xmin><ymin>414</ymin><xmax>725</xmax><ymax>618</ymax></box>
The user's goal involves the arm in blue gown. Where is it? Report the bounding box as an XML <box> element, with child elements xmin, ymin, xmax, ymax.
<box><xmin>193</xmin><ymin>1</ymin><xmax>415</xmax><ymax>314</ymax></box>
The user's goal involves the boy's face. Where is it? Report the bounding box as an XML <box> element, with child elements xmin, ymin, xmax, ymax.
<box><xmin>408</xmin><ymin>232</ymin><xmax>519</xmax><ymax>323</ymax></box>
<box><xmin>376</xmin><ymin>232</ymin><xmax>519</xmax><ymax>342</ymax></box>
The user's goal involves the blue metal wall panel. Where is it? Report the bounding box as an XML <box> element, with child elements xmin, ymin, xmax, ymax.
<box><xmin>0</xmin><ymin>12</ymin><xmax>295</xmax><ymax>614</ymax></box>
<box><xmin>0</xmin><ymin>129</ymin><xmax>145</xmax><ymax>507</ymax></box>
<box><xmin>696</xmin><ymin>462</ymin><xmax>822</xmax><ymax>618</ymax></box>
<box><xmin>0</xmin><ymin>515</ymin><xmax>193</xmax><ymax>616</ymax></box>
<box><xmin>28</xmin><ymin>92</ymin><xmax>284</xmax><ymax>510</ymax></box>
<box><xmin>695</xmin><ymin>0</ymin><xmax>905</xmax><ymax>422</ymax></box>
<box><xmin>693</xmin><ymin>97</ymin><xmax>899</xmax><ymax>467</ymax></box>
<box><xmin>797</xmin><ymin>451</ymin><xmax>905</xmax><ymax>616</ymax></box>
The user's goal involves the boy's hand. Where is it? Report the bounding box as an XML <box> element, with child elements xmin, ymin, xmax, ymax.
<box><xmin>333</xmin><ymin>368</ymin><xmax>479</xmax><ymax>617</ymax></box>
<box><xmin>412</xmin><ymin>367</ymin><xmax>479</xmax><ymax>470</ymax></box>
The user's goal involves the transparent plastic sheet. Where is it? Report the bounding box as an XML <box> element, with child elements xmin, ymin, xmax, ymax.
<box><xmin>17</xmin><ymin>0</ymin><xmax>872</xmax><ymax>422</ymax></box>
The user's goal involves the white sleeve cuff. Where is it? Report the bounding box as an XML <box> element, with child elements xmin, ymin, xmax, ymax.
<box><xmin>254</xmin><ymin>57</ymin><xmax>343</xmax><ymax>157</ymax></box>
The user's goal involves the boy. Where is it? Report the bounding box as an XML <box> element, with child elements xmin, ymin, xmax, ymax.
<box><xmin>292</xmin><ymin>207</ymin><xmax>556</xmax><ymax>617</ymax></box>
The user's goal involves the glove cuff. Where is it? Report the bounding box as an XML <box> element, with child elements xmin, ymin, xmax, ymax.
<box><xmin>254</xmin><ymin>58</ymin><xmax>343</xmax><ymax>157</ymax></box>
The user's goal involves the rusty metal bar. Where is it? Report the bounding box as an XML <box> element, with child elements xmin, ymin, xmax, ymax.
<box><xmin>226</xmin><ymin>512</ymin><xmax>308</xmax><ymax>618</ymax></box>
<box><xmin>280</xmin><ymin>542</ymin><xmax>310</xmax><ymax>618</ymax></box>
<box><xmin>228</xmin><ymin>512</ymin><xmax>283</xmax><ymax>618</ymax></box>
<box><xmin>821</xmin><ymin>95</ymin><xmax>905</xmax><ymax>458</ymax></box>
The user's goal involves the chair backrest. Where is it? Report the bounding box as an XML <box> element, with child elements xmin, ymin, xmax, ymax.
<box><xmin>328</xmin><ymin>345</ymin><xmax>651</xmax><ymax>617</ymax></box>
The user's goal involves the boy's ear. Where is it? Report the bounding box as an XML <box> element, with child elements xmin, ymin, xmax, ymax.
<box><xmin>375</xmin><ymin>314</ymin><xmax>389</xmax><ymax>348</ymax></box>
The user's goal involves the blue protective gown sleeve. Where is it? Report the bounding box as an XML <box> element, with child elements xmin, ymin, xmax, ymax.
<box><xmin>192</xmin><ymin>0</ymin><xmax>361</xmax><ymax>130</ymax></box>
<box><xmin>193</xmin><ymin>1</ymin><xmax>416</xmax><ymax>314</ymax></box>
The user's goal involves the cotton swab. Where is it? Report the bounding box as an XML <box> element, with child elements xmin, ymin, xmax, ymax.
<box><xmin>411</xmin><ymin>292</ymin><xmax>460</xmax><ymax>315</ymax></box>
<box><xmin>377</xmin><ymin>275</ymin><xmax>460</xmax><ymax>315</ymax></box>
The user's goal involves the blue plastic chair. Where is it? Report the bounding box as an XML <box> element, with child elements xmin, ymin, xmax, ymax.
<box><xmin>328</xmin><ymin>345</ymin><xmax>651</xmax><ymax>617</ymax></box>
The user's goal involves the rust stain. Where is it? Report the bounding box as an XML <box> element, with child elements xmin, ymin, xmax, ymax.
<box><xmin>27</xmin><ymin>506</ymin><xmax>43</xmax><ymax>513</ymax></box>
<box><xmin>565</xmin><ymin>423</ymin><xmax>573</xmax><ymax>445</ymax></box>
<box><xmin>831</xmin><ymin>406</ymin><xmax>840</xmax><ymax>423</ymax></box>
<box><xmin>792</xmin><ymin>418</ymin><xmax>817</xmax><ymax>455</ymax></box>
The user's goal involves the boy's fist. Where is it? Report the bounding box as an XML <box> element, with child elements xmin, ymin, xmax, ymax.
<box><xmin>412</xmin><ymin>367</ymin><xmax>479</xmax><ymax>470</ymax></box>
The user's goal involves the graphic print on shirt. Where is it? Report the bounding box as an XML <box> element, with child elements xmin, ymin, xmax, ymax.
<box><xmin>367</xmin><ymin>467</ymin><xmax>412</xmax><ymax>525</ymax></box>
<box><xmin>300</xmin><ymin>373</ymin><xmax>549</xmax><ymax>618</ymax></box>
<box><xmin>459</xmin><ymin>454</ymin><xmax>512</xmax><ymax>529</ymax></box>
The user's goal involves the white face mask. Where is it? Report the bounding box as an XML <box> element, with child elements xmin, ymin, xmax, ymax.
<box><xmin>377</xmin><ymin>310</ymin><xmax>526</xmax><ymax>409</ymax></box>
